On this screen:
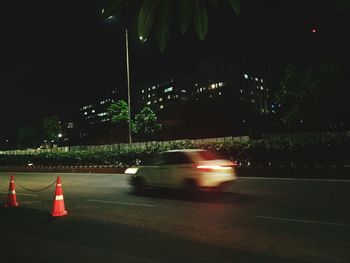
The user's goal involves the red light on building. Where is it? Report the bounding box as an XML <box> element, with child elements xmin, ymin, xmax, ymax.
<box><xmin>312</xmin><ymin>28</ymin><xmax>317</xmax><ymax>33</ymax></box>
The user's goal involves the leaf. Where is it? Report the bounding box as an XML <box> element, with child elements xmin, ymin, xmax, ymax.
<box><xmin>226</xmin><ymin>0</ymin><xmax>240</xmax><ymax>15</ymax></box>
<box><xmin>156</xmin><ymin>1</ymin><xmax>172</xmax><ymax>52</ymax></box>
<box><xmin>138</xmin><ymin>0</ymin><xmax>161</xmax><ymax>40</ymax></box>
<box><xmin>178</xmin><ymin>0</ymin><xmax>195</xmax><ymax>35</ymax></box>
<box><xmin>103</xmin><ymin>0</ymin><xmax>127</xmax><ymax>18</ymax></box>
<box><xmin>193</xmin><ymin>0</ymin><xmax>208</xmax><ymax>41</ymax></box>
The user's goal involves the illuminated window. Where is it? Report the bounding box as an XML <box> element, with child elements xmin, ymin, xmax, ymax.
<box><xmin>195</xmin><ymin>83</ymin><xmax>198</xmax><ymax>86</ymax></box>
<box><xmin>219</xmin><ymin>92</ymin><xmax>222</xmax><ymax>95</ymax></box>
<box><xmin>260</xmin><ymin>86</ymin><xmax>264</xmax><ymax>90</ymax></box>
<box><xmin>84</xmin><ymin>112</ymin><xmax>87</xmax><ymax>115</ymax></box>
<box><xmin>164</xmin><ymin>87</ymin><xmax>173</xmax><ymax>93</ymax></box>
<box><xmin>147</xmin><ymin>101</ymin><xmax>151</xmax><ymax>105</ymax></box>
<box><xmin>200</xmin><ymin>88</ymin><xmax>203</xmax><ymax>92</ymax></box>
<box><xmin>160</xmin><ymin>105</ymin><xmax>164</xmax><ymax>109</ymax></box>
<box><xmin>154</xmin><ymin>100</ymin><xmax>157</xmax><ymax>103</ymax></box>
<box><xmin>255</xmin><ymin>77</ymin><xmax>258</xmax><ymax>81</ymax></box>
<box><xmin>240</xmin><ymin>89</ymin><xmax>243</xmax><ymax>93</ymax></box>
<box><xmin>261</xmin><ymin>79</ymin><xmax>263</xmax><ymax>83</ymax></box>
<box><xmin>181</xmin><ymin>90</ymin><xmax>186</xmax><ymax>93</ymax></box>
<box><xmin>152</xmin><ymin>86</ymin><xmax>156</xmax><ymax>90</ymax></box>
<box><xmin>92</xmin><ymin>110</ymin><xmax>95</xmax><ymax>113</ymax></box>
<box><xmin>148</xmin><ymin>94</ymin><xmax>151</xmax><ymax>98</ymax></box>
<box><xmin>211</xmin><ymin>84</ymin><xmax>215</xmax><ymax>89</ymax></box>
<box><xmin>244</xmin><ymin>74</ymin><xmax>248</xmax><ymax>79</ymax></box>
<box><xmin>142</xmin><ymin>89</ymin><xmax>144</xmax><ymax>93</ymax></box>
<box><xmin>167</xmin><ymin>95</ymin><xmax>171</xmax><ymax>99</ymax></box>
<box><xmin>218</xmin><ymin>82</ymin><xmax>224</xmax><ymax>87</ymax></box>
<box><xmin>159</xmin><ymin>98</ymin><xmax>163</xmax><ymax>102</ymax></box>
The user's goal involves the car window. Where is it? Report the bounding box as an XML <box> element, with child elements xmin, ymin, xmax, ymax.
<box><xmin>161</xmin><ymin>152</ymin><xmax>193</xmax><ymax>165</ymax></box>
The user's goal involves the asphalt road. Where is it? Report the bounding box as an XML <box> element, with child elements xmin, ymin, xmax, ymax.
<box><xmin>0</xmin><ymin>172</ymin><xmax>349</xmax><ymax>263</ymax></box>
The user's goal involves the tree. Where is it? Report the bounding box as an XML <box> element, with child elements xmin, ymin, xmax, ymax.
<box><xmin>103</xmin><ymin>0</ymin><xmax>240</xmax><ymax>51</ymax></box>
<box><xmin>17</xmin><ymin>126</ymin><xmax>39</xmax><ymax>149</ymax></box>
<box><xmin>42</xmin><ymin>116</ymin><xmax>62</xmax><ymax>143</ymax></box>
<box><xmin>132</xmin><ymin>107</ymin><xmax>162</xmax><ymax>139</ymax></box>
<box><xmin>108</xmin><ymin>100</ymin><xmax>130</xmax><ymax>124</ymax></box>
<box><xmin>274</xmin><ymin>63</ymin><xmax>344</xmax><ymax>129</ymax></box>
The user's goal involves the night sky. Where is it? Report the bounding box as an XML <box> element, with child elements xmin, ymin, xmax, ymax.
<box><xmin>0</xmin><ymin>0</ymin><xmax>349</xmax><ymax>139</ymax></box>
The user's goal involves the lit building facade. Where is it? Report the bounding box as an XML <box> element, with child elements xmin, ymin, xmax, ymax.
<box><xmin>138</xmin><ymin>78</ymin><xmax>188</xmax><ymax>112</ymax></box>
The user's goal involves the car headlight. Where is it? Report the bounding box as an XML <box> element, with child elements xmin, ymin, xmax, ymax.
<box><xmin>125</xmin><ymin>167</ymin><xmax>138</xmax><ymax>174</ymax></box>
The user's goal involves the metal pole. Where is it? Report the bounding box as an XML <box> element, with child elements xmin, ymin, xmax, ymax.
<box><xmin>125</xmin><ymin>29</ymin><xmax>132</xmax><ymax>144</ymax></box>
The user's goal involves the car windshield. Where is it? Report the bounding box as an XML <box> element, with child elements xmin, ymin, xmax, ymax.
<box><xmin>196</xmin><ymin>150</ymin><xmax>223</xmax><ymax>160</ymax></box>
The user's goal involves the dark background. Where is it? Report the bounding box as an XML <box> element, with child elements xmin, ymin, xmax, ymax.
<box><xmin>0</xmin><ymin>0</ymin><xmax>349</xmax><ymax>139</ymax></box>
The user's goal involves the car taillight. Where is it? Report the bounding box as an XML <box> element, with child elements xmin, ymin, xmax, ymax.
<box><xmin>197</xmin><ymin>164</ymin><xmax>234</xmax><ymax>172</ymax></box>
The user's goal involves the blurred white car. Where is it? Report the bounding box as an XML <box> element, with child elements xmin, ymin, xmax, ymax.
<box><xmin>125</xmin><ymin>149</ymin><xmax>237</xmax><ymax>193</ymax></box>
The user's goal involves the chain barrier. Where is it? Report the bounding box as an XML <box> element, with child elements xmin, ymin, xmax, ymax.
<box><xmin>16</xmin><ymin>180</ymin><xmax>57</xmax><ymax>192</ymax></box>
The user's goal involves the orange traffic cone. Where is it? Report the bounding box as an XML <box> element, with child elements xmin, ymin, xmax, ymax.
<box><xmin>4</xmin><ymin>174</ymin><xmax>19</xmax><ymax>208</ymax></box>
<box><xmin>51</xmin><ymin>176</ymin><xmax>67</xmax><ymax>217</ymax></box>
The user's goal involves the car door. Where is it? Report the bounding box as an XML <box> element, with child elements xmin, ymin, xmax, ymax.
<box><xmin>158</xmin><ymin>152</ymin><xmax>193</xmax><ymax>187</ymax></box>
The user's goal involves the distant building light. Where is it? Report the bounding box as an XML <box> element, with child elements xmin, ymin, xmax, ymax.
<box><xmin>148</xmin><ymin>94</ymin><xmax>151</xmax><ymax>98</ymax></box>
<box><xmin>255</xmin><ymin>77</ymin><xmax>258</xmax><ymax>81</ymax></box>
<box><xmin>261</xmin><ymin>79</ymin><xmax>263</xmax><ymax>83</ymax></box>
<box><xmin>218</xmin><ymin>82</ymin><xmax>224</xmax><ymax>87</ymax></box>
<box><xmin>240</xmin><ymin>89</ymin><xmax>243</xmax><ymax>93</ymax></box>
<box><xmin>92</xmin><ymin>110</ymin><xmax>95</xmax><ymax>113</ymax></box>
<box><xmin>260</xmin><ymin>86</ymin><xmax>264</xmax><ymax>90</ymax></box>
<box><xmin>200</xmin><ymin>88</ymin><xmax>203</xmax><ymax>92</ymax></box>
<box><xmin>164</xmin><ymin>87</ymin><xmax>173</xmax><ymax>93</ymax></box>
<box><xmin>181</xmin><ymin>90</ymin><xmax>186</xmax><ymax>93</ymax></box>
<box><xmin>84</xmin><ymin>112</ymin><xmax>87</xmax><ymax>115</ymax></box>
<box><xmin>147</xmin><ymin>101</ymin><xmax>151</xmax><ymax>105</ymax></box>
<box><xmin>167</xmin><ymin>95</ymin><xmax>171</xmax><ymax>99</ymax></box>
<box><xmin>211</xmin><ymin>84</ymin><xmax>216</xmax><ymax>89</ymax></box>
<box><xmin>152</xmin><ymin>86</ymin><xmax>156</xmax><ymax>90</ymax></box>
<box><xmin>159</xmin><ymin>98</ymin><xmax>163</xmax><ymax>102</ymax></box>
<box><xmin>219</xmin><ymin>92</ymin><xmax>222</xmax><ymax>95</ymax></box>
<box><xmin>154</xmin><ymin>100</ymin><xmax>157</xmax><ymax>103</ymax></box>
<box><xmin>244</xmin><ymin>74</ymin><xmax>248</xmax><ymax>79</ymax></box>
<box><xmin>195</xmin><ymin>83</ymin><xmax>198</xmax><ymax>86</ymax></box>
<box><xmin>142</xmin><ymin>89</ymin><xmax>144</xmax><ymax>93</ymax></box>
<box><xmin>160</xmin><ymin>105</ymin><xmax>164</xmax><ymax>109</ymax></box>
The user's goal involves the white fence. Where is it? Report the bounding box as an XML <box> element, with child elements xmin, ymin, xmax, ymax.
<box><xmin>0</xmin><ymin>136</ymin><xmax>249</xmax><ymax>155</ymax></box>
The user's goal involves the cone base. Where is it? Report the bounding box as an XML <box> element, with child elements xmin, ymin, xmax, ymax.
<box><xmin>4</xmin><ymin>202</ymin><xmax>19</xmax><ymax>208</ymax></box>
<box><xmin>51</xmin><ymin>210</ymin><xmax>68</xmax><ymax>217</ymax></box>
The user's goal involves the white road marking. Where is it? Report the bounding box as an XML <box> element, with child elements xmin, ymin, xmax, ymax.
<box><xmin>253</xmin><ymin>215</ymin><xmax>350</xmax><ymax>228</ymax></box>
<box><xmin>0</xmin><ymin>191</ymin><xmax>37</xmax><ymax>197</ymax></box>
<box><xmin>240</xmin><ymin>177</ymin><xmax>350</xmax><ymax>182</ymax></box>
<box><xmin>87</xmin><ymin>199</ymin><xmax>156</xmax><ymax>208</ymax></box>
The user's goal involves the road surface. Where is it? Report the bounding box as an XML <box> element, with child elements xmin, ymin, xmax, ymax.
<box><xmin>0</xmin><ymin>172</ymin><xmax>349</xmax><ymax>263</ymax></box>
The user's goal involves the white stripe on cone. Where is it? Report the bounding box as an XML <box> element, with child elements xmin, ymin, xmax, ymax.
<box><xmin>9</xmin><ymin>190</ymin><xmax>16</xmax><ymax>194</ymax></box>
<box><xmin>55</xmin><ymin>195</ymin><xmax>64</xmax><ymax>200</ymax></box>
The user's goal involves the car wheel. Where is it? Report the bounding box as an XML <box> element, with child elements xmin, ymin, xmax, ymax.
<box><xmin>133</xmin><ymin>177</ymin><xmax>146</xmax><ymax>194</ymax></box>
<box><xmin>182</xmin><ymin>179</ymin><xmax>199</xmax><ymax>196</ymax></box>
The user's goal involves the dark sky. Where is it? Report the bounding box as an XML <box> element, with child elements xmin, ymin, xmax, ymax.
<box><xmin>0</xmin><ymin>0</ymin><xmax>349</xmax><ymax>139</ymax></box>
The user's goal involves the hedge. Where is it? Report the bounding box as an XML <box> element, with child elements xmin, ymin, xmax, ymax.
<box><xmin>0</xmin><ymin>134</ymin><xmax>349</xmax><ymax>167</ymax></box>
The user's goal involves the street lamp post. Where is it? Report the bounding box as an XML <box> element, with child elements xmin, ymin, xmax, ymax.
<box><xmin>125</xmin><ymin>29</ymin><xmax>132</xmax><ymax>144</ymax></box>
